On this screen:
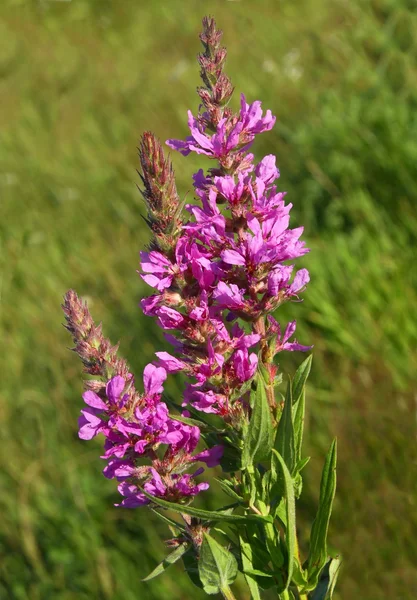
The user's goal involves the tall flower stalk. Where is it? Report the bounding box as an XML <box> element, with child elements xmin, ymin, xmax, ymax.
<box><xmin>63</xmin><ymin>16</ymin><xmax>339</xmax><ymax>600</ymax></box>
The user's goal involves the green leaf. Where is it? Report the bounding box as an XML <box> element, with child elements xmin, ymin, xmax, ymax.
<box><xmin>198</xmin><ymin>533</ymin><xmax>238</xmax><ymax>595</ymax></box>
<box><xmin>140</xmin><ymin>489</ymin><xmax>272</xmax><ymax>524</ymax></box>
<box><xmin>271</xmin><ymin>450</ymin><xmax>296</xmax><ymax>592</ymax></box>
<box><xmin>293</xmin><ymin>389</ymin><xmax>305</xmax><ymax>465</ymax></box>
<box><xmin>308</xmin><ymin>556</ymin><xmax>341</xmax><ymax>599</ymax></box>
<box><xmin>242</xmin><ymin>376</ymin><xmax>274</xmax><ymax>469</ymax></box>
<box><xmin>151</xmin><ymin>509</ymin><xmax>186</xmax><ymax>532</ymax></box>
<box><xmin>275</xmin><ymin>380</ymin><xmax>296</xmax><ymax>473</ymax></box>
<box><xmin>307</xmin><ymin>439</ymin><xmax>337</xmax><ymax>584</ymax></box>
<box><xmin>296</xmin><ymin>456</ymin><xmax>311</xmax><ymax>473</ymax></box>
<box><xmin>142</xmin><ymin>543</ymin><xmax>189</xmax><ymax>581</ymax></box>
<box><xmin>239</xmin><ymin>534</ymin><xmax>262</xmax><ymax>600</ymax></box>
<box><xmin>182</xmin><ymin>549</ymin><xmax>204</xmax><ymax>589</ymax></box>
<box><xmin>215</xmin><ymin>478</ymin><xmax>244</xmax><ymax>502</ymax></box>
<box><xmin>292</xmin><ymin>556</ymin><xmax>309</xmax><ymax>587</ymax></box>
<box><xmin>242</xmin><ymin>569</ymin><xmax>274</xmax><ymax>578</ymax></box>
<box><xmin>292</xmin><ymin>354</ymin><xmax>312</xmax><ymax>405</ymax></box>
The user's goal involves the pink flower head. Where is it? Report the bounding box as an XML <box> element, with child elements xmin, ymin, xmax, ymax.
<box><xmin>239</xmin><ymin>94</ymin><xmax>276</xmax><ymax>136</ymax></box>
<box><xmin>268</xmin><ymin>317</ymin><xmax>312</xmax><ymax>353</ymax></box>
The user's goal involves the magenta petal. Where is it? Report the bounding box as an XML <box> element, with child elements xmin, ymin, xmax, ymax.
<box><xmin>106</xmin><ymin>376</ymin><xmax>125</xmax><ymax>404</ymax></box>
<box><xmin>284</xmin><ymin>342</ymin><xmax>313</xmax><ymax>352</ymax></box>
<box><xmin>155</xmin><ymin>351</ymin><xmax>185</xmax><ymax>373</ymax></box>
<box><xmin>289</xmin><ymin>268</ymin><xmax>310</xmax><ymax>294</ymax></box>
<box><xmin>143</xmin><ymin>363</ymin><xmax>167</xmax><ymax>396</ymax></box>
<box><xmin>194</xmin><ymin>445</ymin><xmax>224</xmax><ymax>468</ymax></box>
<box><xmin>283</xmin><ymin>320</ymin><xmax>297</xmax><ymax>344</ymax></box>
<box><xmin>166</xmin><ymin>138</ymin><xmax>191</xmax><ymax>156</ymax></box>
<box><xmin>82</xmin><ymin>390</ymin><xmax>107</xmax><ymax>410</ymax></box>
<box><xmin>221</xmin><ymin>249</ymin><xmax>246</xmax><ymax>266</ymax></box>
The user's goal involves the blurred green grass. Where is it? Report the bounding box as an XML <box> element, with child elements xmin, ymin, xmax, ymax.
<box><xmin>1</xmin><ymin>0</ymin><xmax>417</xmax><ymax>598</ymax></box>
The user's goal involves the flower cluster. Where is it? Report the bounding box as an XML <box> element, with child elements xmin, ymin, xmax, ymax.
<box><xmin>63</xmin><ymin>291</ymin><xmax>222</xmax><ymax>508</ymax></box>
<box><xmin>63</xmin><ymin>16</ymin><xmax>311</xmax><ymax>512</ymax></box>
<box><xmin>139</xmin><ymin>18</ymin><xmax>310</xmax><ymax>426</ymax></box>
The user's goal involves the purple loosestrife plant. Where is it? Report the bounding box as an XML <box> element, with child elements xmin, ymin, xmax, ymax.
<box><xmin>63</xmin><ymin>17</ymin><xmax>339</xmax><ymax>600</ymax></box>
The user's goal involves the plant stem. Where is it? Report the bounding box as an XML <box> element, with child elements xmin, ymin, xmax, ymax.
<box><xmin>221</xmin><ymin>585</ymin><xmax>238</xmax><ymax>600</ymax></box>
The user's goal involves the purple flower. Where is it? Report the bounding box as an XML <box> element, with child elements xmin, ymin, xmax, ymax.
<box><xmin>103</xmin><ymin>458</ymin><xmax>135</xmax><ymax>480</ymax></box>
<box><xmin>78</xmin><ymin>407</ymin><xmax>107</xmax><ymax>440</ymax></box>
<box><xmin>155</xmin><ymin>351</ymin><xmax>186</xmax><ymax>373</ymax></box>
<box><xmin>167</xmin><ymin>112</ymin><xmax>242</xmax><ymax>159</ymax></box>
<box><xmin>144</xmin><ymin>468</ymin><xmax>167</xmax><ymax>496</ymax></box>
<box><xmin>143</xmin><ymin>363</ymin><xmax>167</xmax><ymax>397</ymax></box>
<box><xmin>140</xmin><ymin>251</ymin><xmax>175</xmax><ymax>291</ymax></box>
<box><xmin>268</xmin><ymin>317</ymin><xmax>312</xmax><ymax>353</ymax></box>
<box><xmin>116</xmin><ymin>482</ymin><xmax>149</xmax><ymax>508</ymax></box>
<box><xmin>232</xmin><ymin>348</ymin><xmax>258</xmax><ymax>383</ymax></box>
<box><xmin>255</xmin><ymin>154</ymin><xmax>280</xmax><ymax>185</ymax></box>
<box><xmin>268</xmin><ymin>265</ymin><xmax>294</xmax><ymax>296</ymax></box>
<box><xmin>154</xmin><ymin>306</ymin><xmax>186</xmax><ymax>330</ymax></box>
<box><xmin>193</xmin><ymin>445</ymin><xmax>224</xmax><ymax>467</ymax></box>
<box><xmin>287</xmin><ymin>268</ymin><xmax>310</xmax><ymax>296</ymax></box>
<box><xmin>172</xmin><ymin>473</ymin><xmax>210</xmax><ymax>496</ymax></box>
<box><xmin>239</xmin><ymin>94</ymin><xmax>276</xmax><ymax>135</ymax></box>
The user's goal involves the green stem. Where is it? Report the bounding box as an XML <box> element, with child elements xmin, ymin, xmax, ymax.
<box><xmin>221</xmin><ymin>585</ymin><xmax>238</xmax><ymax>600</ymax></box>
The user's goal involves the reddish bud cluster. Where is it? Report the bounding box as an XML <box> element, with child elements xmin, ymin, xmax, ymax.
<box><xmin>138</xmin><ymin>132</ymin><xmax>183</xmax><ymax>257</ymax></box>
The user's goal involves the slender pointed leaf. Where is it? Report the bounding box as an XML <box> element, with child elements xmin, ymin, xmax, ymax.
<box><xmin>307</xmin><ymin>440</ymin><xmax>337</xmax><ymax>583</ymax></box>
<box><xmin>141</xmin><ymin>489</ymin><xmax>272</xmax><ymax>523</ymax></box>
<box><xmin>292</xmin><ymin>355</ymin><xmax>312</xmax><ymax>405</ymax></box>
<box><xmin>151</xmin><ymin>509</ymin><xmax>186</xmax><ymax>532</ymax></box>
<box><xmin>199</xmin><ymin>533</ymin><xmax>238</xmax><ymax>595</ymax></box>
<box><xmin>239</xmin><ymin>534</ymin><xmax>262</xmax><ymax>600</ymax></box>
<box><xmin>293</xmin><ymin>389</ymin><xmax>305</xmax><ymax>464</ymax></box>
<box><xmin>183</xmin><ymin>550</ymin><xmax>204</xmax><ymax>589</ymax></box>
<box><xmin>215</xmin><ymin>478</ymin><xmax>244</xmax><ymax>502</ymax></box>
<box><xmin>296</xmin><ymin>456</ymin><xmax>311</xmax><ymax>473</ymax></box>
<box><xmin>242</xmin><ymin>377</ymin><xmax>274</xmax><ymax>468</ymax></box>
<box><xmin>308</xmin><ymin>556</ymin><xmax>341</xmax><ymax>599</ymax></box>
<box><xmin>275</xmin><ymin>380</ymin><xmax>296</xmax><ymax>473</ymax></box>
<box><xmin>142</xmin><ymin>543</ymin><xmax>189</xmax><ymax>581</ymax></box>
<box><xmin>271</xmin><ymin>450</ymin><xmax>296</xmax><ymax>592</ymax></box>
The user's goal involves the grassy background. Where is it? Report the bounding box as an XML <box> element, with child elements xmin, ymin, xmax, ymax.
<box><xmin>1</xmin><ymin>0</ymin><xmax>417</xmax><ymax>598</ymax></box>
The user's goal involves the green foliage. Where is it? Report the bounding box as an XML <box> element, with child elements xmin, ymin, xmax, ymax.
<box><xmin>141</xmin><ymin>490</ymin><xmax>271</xmax><ymax>524</ymax></box>
<box><xmin>1</xmin><ymin>1</ymin><xmax>417</xmax><ymax>599</ymax></box>
<box><xmin>275</xmin><ymin>381</ymin><xmax>296</xmax><ymax>474</ymax></box>
<box><xmin>142</xmin><ymin>543</ymin><xmax>189</xmax><ymax>582</ymax></box>
<box><xmin>242</xmin><ymin>376</ymin><xmax>274</xmax><ymax>469</ymax></box>
<box><xmin>198</xmin><ymin>533</ymin><xmax>238</xmax><ymax>595</ymax></box>
<box><xmin>271</xmin><ymin>451</ymin><xmax>297</xmax><ymax>593</ymax></box>
<box><xmin>308</xmin><ymin>557</ymin><xmax>341</xmax><ymax>600</ymax></box>
<box><xmin>307</xmin><ymin>440</ymin><xmax>338</xmax><ymax>588</ymax></box>
<box><xmin>239</xmin><ymin>533</ymin><xmax>262</xmax><ymax>600</ymax></box>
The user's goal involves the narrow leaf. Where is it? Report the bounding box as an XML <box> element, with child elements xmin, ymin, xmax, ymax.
<box><xmin>215</xmin><ymin>478</ymin><xmax>244</xmax><ymax>502</ymax></box>
<box><xmin>242</xmin><ymin>569</ymin><xmax>274</xmax><ymax>578</ymax></box>
<box><xmin>293</xmin><ymin>389</ymin><xmax>305</xmax><ymax>464</ymax></box>
<box><xmin>242</xmin><ymin>377</ymin><xmax>274</xmax><ymax>469</ymax></box>
<box><xmin>151</xmin><ymin>509</ymin><xmax>186</xmax><ymax>532</ymax></box>
<box><xmin>292</xmin><ymin>354</ymin><xmax>312</xmax><ymax>405</ymax></box>
<box><xmin>275</xmin><ymin>380</ymin><xmax>296</xmax><ymax>473</ymax></box>
<box><xmin>199</xmin><ymin>533</ymin><xmax>238</xmax><ymax>595</ymax></box>
<box><xmin>307</xmin><ymin>440</ymin><xmax>337</xmax><ymax>583</ymax></box>
<box><xmin>308</xmin><ymin>556</ymin><xmax>341</xmax><ymax>600</ymax></box>
<box><xmin>271</xmin><ymin>450</ymin><xmax>296</xmax><ymax>592</ymax></box>
<box><xmin>142</xmin><ymin>543</ymin><xmax>189</xmax><ymax>581</ymax></box>
<box><xmin>140</xmin><ymin>489</ymin><xmax>272</xmax><ymax>523</ymax></box>
<box><xmin>239</xmin><ymin>534</ymin><xmax>262</xmax><ymax>600</ymax></box>
<box><xmin>183</xmin><ymin>550</ymin><xmax>204</xmax><ymax>589</ymax></box>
